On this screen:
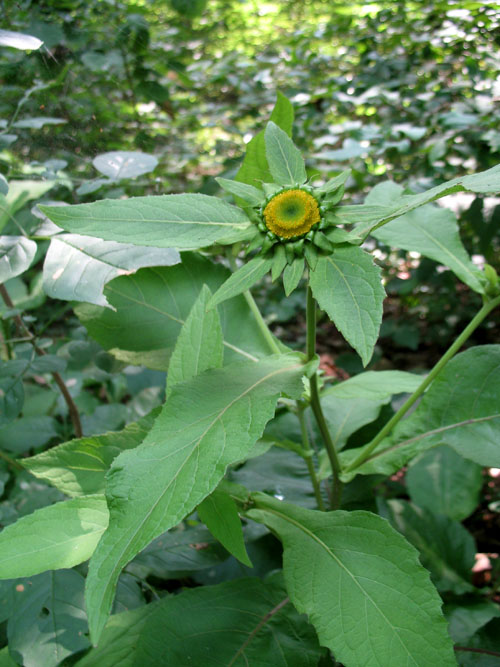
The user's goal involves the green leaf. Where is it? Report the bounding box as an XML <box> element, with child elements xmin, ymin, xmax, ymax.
<box><xmin>235</xmin><ymin>92</ymin><xmax>293</xmax><ymax>191</ymax></box>
<box><xmin>167</xmin><ymin>284</ymin><xmax>223</xmax><ymax>396</ymax></box>
<box><xmin>406</xmin><ymin>446</ymin><xmax>483</xmax><ymax>521</ymax></box>
<box><xmin>0</xmin><ymin>416</ymin><xmax>57</xmax><ymax>454</ymax></box>
<box><xmin>23</xmin><ymin>410</ymin><xmax>159</xmax><ymax>497</ymax></box>
<box><xmin>0</xmin><ymin>375</ymin><xmax>24</xmax><ymax>427</ymax></box>
<box><xmin>322</xmin><ymin>369</ymin><xmax>422</xmax><ymax>400</ymax></box>
<box><xmin>133</xmin><ymin>577</ymin><xmax>323</xmax><ymax>666</ymax></box>
<box><xmin>0</xmin><ymin>236</ymin><xmax>37</xmax><ymax>283</ymax></box>
<box><xmin>216</xmin><ymin>178</ymin><xmax>265</xmax><ymax>206</ymax></box>
<box><xmin>382</xmin><ymin>499</ymin><xmax>475</xmax><ymax>595</ymax></box>
<box><xmin>43</xmin><ymin>234</ymin><xmax>180</xmax><ymax>308</ymax></box>
<box><xmin>264</xmin><ymin>121</ymin><xmax>307</xmax><ymax>186</ymax></box>
<box><xmin>208</xmin><ymin>256</ymin><xmax>273</xmax><ymax>310</ymax></box>
<box><xmin>74</xmin><ymin>603</ymin><xmax>159</xmax><ymax>667</ymax></box>
<box><xmin>315</xmin><ymin>170</ymin><xmax>351</xmax><ymax>194</ymax></box>
<box><xmin>342</xmin><ymin>345</ymin><xmax>500</xmax><ymax>478</ymax></box>
<box><xmin>282</xmin><ymin>258</ymin><xmax>304</xmax><ymax>296</ymax></box>
<box><xmin>92</xmin><ymin>151</ymin><xmax>158</xmax><ymax>180</ymax></box>
<box><xmin>0</xmin><ymin>647</ymin><xmax>17</xmax><ymax>666</ymax></box>
<box><xmin>309</xmin><ymin>247</ymin><xmax>385</xmax><ymax>366</ymax></box>
<box><xmin>248</xmin><ymin>495</ymin><xmax>456</xmax><ymax>667</ymax></box>
<box><xmin>444</xmin><ymin>599</ymin><xmax>500</xmax><ymax>644</ymax></box>
<box><xmin>75</xmin><ymin>254</ymin><xmax>275</xmax><ymax>370</ymax></box>
<box><xmin>368</xmin><ymin>184</ymin><xmax>484</xmax><ymax>293</ymax></box>
<box><xmin>8</xmin><ymin>570</ymin><xmax>89</xmax><ymax>667</ymax></box>
<box><xmin>342</xmin><ymin>164</ymin><xmax>500</xmax><ymax>239</ymax></box>
<box><xmin>197</xmin><ymin>489</ymin><xmax>252</xmax><ymax>567</ymax></box>
<box><xmin>0</xmin><ymin>495</ymin><xmax>108</xmax><ymax>578</ymax></box>
<box><xmin>39</xmin><ymin>194</ymin><xmax>252</xmax><ymax>250</ymax></box>
<box><xmin>86</xmin><ymin>353</ymin><xmax>309</xmax><ymax>643</ymax></box>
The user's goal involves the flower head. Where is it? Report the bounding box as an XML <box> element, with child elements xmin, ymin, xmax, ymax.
<box><xmin>263</xmin><ymin>189</ymin><xmax>321</xmax><ymax>239</ymax></box>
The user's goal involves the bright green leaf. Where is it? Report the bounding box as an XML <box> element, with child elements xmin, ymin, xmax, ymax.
<box><xmin>323</xmin><ymin>369</ymin><xmax>422</xmax><ymax>400</ymax></box>
<box><xmin>216</xmin><ymin>178</ymin><xmax>265</xmax><ymax>206</ymax></box>
<box><xmin>208</xmin><ymin>256</ymin><xmax>273</xmax><ymax>310</ymax></box>
<box><xmin>265</xmin><ymin>121</ymin><xmax>306</xmax><ymax>186</ymax></box>
<box><xmin>282</xmin><ymin>258</ymin><xmax>304</xmax><ymax>296</ymax></box>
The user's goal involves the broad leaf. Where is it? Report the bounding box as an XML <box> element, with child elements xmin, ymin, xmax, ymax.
<box><xmin>92</xmin><ymin>151</ymin><xmax>158</xmax><ymax>180</ymax></box>
<box><xmin>341</xmin><ymin>164</ymin><xmax>500</xmax><ymax>239</ymax></box>
<box><xmin>8</xmin><ymin>570</ymin><xmax>88</xmax><ymax>667</ymax></box>
<box><xmin>368</xmin><ymin>183</ymin><xmax>484</xmax><ymax>293</ymax></box>
<box><xmin>166</xmin><ymin>284</ymin><xmax>223</xmax><ymax>396</ymax></box>
<box><xmin>342</xmin><ymin>345</ymin><xmax>500</xmax><ymax>479</ymax></box>
<box><xmin>444</xmin><ymin>599</ymin><xmax>500</xmax><ymax>644</ymax></box>
<box><xmin>216</xmin><ymin>178</ymin><xmax>265</xmax><ymax>206</ymax></box>
<box><xmin>382</xmin><ymin>499</ymin><xmax>476</xmax><ymax>595</ymax></box>
<box><xmin>43</xmin><ymin>234</ymin><xmax>180</xmax><ymax>307</ymax></box>
<box><xmin>235</xmin><ymin>92</ymin><xmax>294</xmax><ymax>193</ymax></box>
<box><xmin>309</xmin><ymin>247</ymin><xmax>385</xmax><ymax>366</ymax></box>
<box><xmin>86</xmin><ymin>353</ymin><xmax>310</xmax><ymax>643</ymax></box>
<box><xmin>197</xmin><ymin>489</ymin><xmax>252</xmax><ymax>567</ymax></box>
<box><xmin>0</xmin><ymin>236</ymin><xmax>37</xmax><ymax>283</ymax></box>
<box><xmin>208</xmin><ymin>256</ymin><xmax>273</xmax><ymax>309</ymax></box>
<box><xmin>39</xmin><ymin>194</ymin><xmax>252</xmax><ymax>250</ymax></box>
<box><xmin>406</xmin><ymin>446</ymin><xmax>483</xmax><ymax>521</ymax></box>
<box><xmin>134</xmin><ymin>577</ymin><xmax>322</xmax><ymax>666</ymax></box>
<box><xmin>75</xmin><ymin>254</ymin><xmax>276</xmax><ymax>370</ymax></box>
<box><xmin>0</xmin><ymin>495</ymin><xmax>108</xmax><ymax>578</ymax></box>
<box><xmin>23</xmin><ymin>410</ymin><xmax>159</xmax><ymax>497</ymax></box>
<box><xmin>248</xmin><ymin>495</ymin><xmax>456</xmax><ymax>667</ymax></box>
<box><xmin>264</xmin><ymin>121</ymin><xmax>306</xmax><ymax>186</ymax></box>
<box><xmin>323</xmin><ymin>369</ymin><xmax>422</xmax><ymax>400</ymax></box>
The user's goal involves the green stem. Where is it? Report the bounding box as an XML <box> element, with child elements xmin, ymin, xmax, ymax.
<box><xmin>345</xmin><ymin>294</ymin><xmax>500</xmax><ymax>473</ymax></box>
<box><xmin>226</xmin><ymin>251</ymin><xmax>280</xmax><ymax>355</ymax></box>
<box><xmin>306</xmin><ymin>285</ymin><xmax>343</xmax><ymax>509</ymax></box>
<box><xmin>0</xmin><ymin>449</ymin><xmax>25</xmax><ymax>471</ymax></box>
<box><xmin>297</xmin><ymin>406</ymin><xmax>325</xmax><ymax>511</ymax></box>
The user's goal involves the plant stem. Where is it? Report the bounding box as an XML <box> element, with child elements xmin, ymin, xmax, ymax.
<box><xmin>0</xmin><ymin>449</ymin><xmax>25</xmax><ymax>471</ymax></box>
<box><xmin>226</xmin><ymin>251</ymin><xmax>280</xmax><ymax>355</ymax></box>
<box><xmin>345</xmin><ymin>294</ymin><xmax>500</xmax><ymax>473</ymax></box>
<box><xmin>306</xmin><ymin>286</ymin><xmax>343</xmax><ymax>509</ymax></box>
<box><xmin>0</xmin><ymin>284</ymin><xmax>83</xmax><ymax>438</ymax></box>
<box><xmin>297</xmin><ymin>406</ymin><xmax>325</xmax><ymax>511</ymax></box>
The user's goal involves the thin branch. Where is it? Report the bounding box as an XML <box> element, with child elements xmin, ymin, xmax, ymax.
<box><xmin>455</xmin><ymin>646</ymin><xmax>500</xmax><ymax>657</ymax></box>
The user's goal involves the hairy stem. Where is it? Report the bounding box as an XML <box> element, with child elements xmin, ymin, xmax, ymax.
<box><xmin>0</xmin><ymin>284</ymin><xmax>83</xmax><ymax>438</ymax></box>
<box><xmin>306</xmin><ymin>285</ymin><xmax>343</xmax><ymax>509</ymax></box>
<box><xmin>297</xmin><ymin>406</ymin><xmax>325</xmax><ymax>511</ymax></box>
<box><xmin>345</xmin><ymin>294</ymin><xmax>500</xmax><ymax>473</ymax></box>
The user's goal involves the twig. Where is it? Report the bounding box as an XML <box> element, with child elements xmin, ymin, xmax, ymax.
<box><xmin>454</xmin><ymin>646</ymin><xmax>500</xmax><ymax>657</ymax></box>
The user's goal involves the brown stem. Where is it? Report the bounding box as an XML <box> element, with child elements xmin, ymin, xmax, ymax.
<box><xmin>0</xmin><ymin>284</ymin><xmax>83</xmax><ymax>438</ymax></box>
<box><xmin>454</xmin><ymin>646</ymin><xmax>500</xmax><ymax>657</ymax></box>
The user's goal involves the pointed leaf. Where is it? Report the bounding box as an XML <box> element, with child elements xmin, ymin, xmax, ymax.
<box><xmin>208</xmin><ymin>256</ymin><xmax>273</xmax><ymax>309</ymax></box>
<box><xmin>197</xmin><ymin>489</ymin><xmax>252</xmax><ymax>567</ymax></box>
<box><xmin>0</xmin><ymin>236</ymin><xmax>37</xmax><ymax>283</ymax></box>
<box><xmin>282</xmin><ymin>257</ymin><xmax>304</xmax><ymax>296</ymax></box>
<box><xmin>92</xmin><ymin>152</ymin><xmax>158</xmax><ymax>180</ymax></box>
<box><xmin>216</xmin><ymin>178</ymin><xmax>265</xmax><ymax>206</ymax></box>
<box><xmin>0</xmin><ymin>496</ymin><xmax>108</xmax><ymax>578</ymax></box>
<box><xmin>265</xmin><ymin>121</ymin><xmax>306</xmax><ymax>186</ymax></box>
<box><xmin>166</xmin><ymin>284</ymin><xmax>223</xmax><ymax>396</ymax></box>
<box><xmin>86</xmin><ymin>353</ymin><xmax>309</xmax><ymax>643</ymax></box>
<box><xmin>309</xmin><ymin>248</ymin><xmax>385</xmax><ymax>366</ymax></box>
<box><xmin>39</xmin><ymin>194</ymin><xmax>252</xmax><ymax>250</ymax></box>
<box><xmin>43</xmin><ymin>234</ymin><xmax>180</xmax><ymax>307</ymax></box>
<box><xmin>342</xmin><ymin>345</ymin><xmax>500</xmax><ymax>479</ymax></box>
<box><xmin>248</xmin><ymin>495</ymin><xmax>456</xmax><ymax>667</ymax></box>
<box><xmin>323</xmin><ymin>370</ymin><xmax>422</xmax><ymax>400</ymax></box>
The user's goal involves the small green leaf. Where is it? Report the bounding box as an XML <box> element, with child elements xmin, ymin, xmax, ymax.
<box><xmin>0</xmin><ymin>495</ymin><xmax>108</xmax><ymax>578</ymax></box>
<box><xmin>216</xmin><ymin>177</ymin><xmax>265</xmax><ymax>206</ymax></box>
<box><xmin>323</xmin><ymin>370</ymin><xmax>422</xmax><ymax>400</ymax></box>
<box><xmin>167</xmin><ymin>284</ymin><xmax>223</xmax><ymax>396</ymax></box>
<box><xmin>208</xmin><ymin>256</ymin><xmax>273</xmax><ymax>309</ymax></box>
<box><xmin>309</xmin><ymin>248</ymin><xmax>385</xmax><ymax>366</ymax></box>
<box><xmin>271</xmin><ymin>244</ymin><xmax>287</xmax><ymax>281</ymax></box>
<box><xmin>39</xmin><ymin>194</ymin><xmax>252</xmax><ymax>250</ymax></box>
<box><xmin>0</xmin><ymin>236</ymin><xmax>37</xmax><ymax>283</ymax></box>
<box><xmin>248</xmin><ymin>495</ymin><xmax>456</xmax><ymax>667</ymax></box>
<box><xmin>92</xmin><ymin>151</ymin><xmax>158</xmax><ymax>180</ymax></box>
<box><xmin>282</xmin><ymin>257</ymin><xmax>304</xmax><ymax>296</ymax></box>
<box><xmin>197</xmin><ymin>488</ymin><xmax>252</xmax><ymax>567</ymax></box>
<box><xmin>265</xmin><ymin>121</ymin><xmax>306</xmax><ymax>186</ymax></box>
<box><xmin>315</xmin><ymin>170</ymin><xmax>351</xmax><ymax>194</ymax></box>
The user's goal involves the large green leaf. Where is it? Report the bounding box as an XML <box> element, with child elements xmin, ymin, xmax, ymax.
<box><xmin>235</xmin><ymin>91</ymin><xmax>294</xmax><ymax>191</ymax></box>
<box><xmin>43</xmin><ymin>234</ymin><xmax>180</xmax><ymax>307</ymax></box>
<box><xmin>248</xmin><ymin>495</ymin><xmax>456</xmax><ymax>667</ymax></box>
<box><xmin>264</xmin><ymin>121</ymin><xmax>307</xmax><ymax>186</ymax></box>
<box><xmin>341</xmin><ymin>345</ymin><xmax>500</xmax><ymax>479</ymax></box>
<box><xmin>382</xmin><ymin>499</ymin><xmax>476</xmax><ymax>595</ymax></box>
<box><xmin>134</xmin><ymin>577</ymin><xmax>322</xmax><ymax>666</ymax></box>
<box><xmin>166</xmin><ymin>284</ymin><xmax>223</xmax><ymax>396</ymax></box>
<box><xmin>309</xmin><ymin>247</ymin><xmax>385</xmax><ymax>366</ymax></box>
<box><xmin>86</xmin><ymin>353</ymin><xmax>310</xmax><ymax>643</ymax></box>
<box><xmin>0</xmin><ymin>495</ymin><xmax>108</xmax><ymax>578</ymax></box>
<box><xmin>322</xmin><ymin>369</ymin><xmax>422</xmax><ymax>400</ymax></box>
<box><xmin>39</xmin><ymin>194</ymin><xmax>252</xmax><ymax>250</ymax></box>
<box><xmin>8</xmin><ymin>570</ymin><xmax>89</xmax><ymax>667</ymax></box>
<box><xmin>0</xmin><ymin>236</ymin><xmax>37</xmax><ymax>283</ymax></box>
<box><xmin>75</xmin><ymin>254</ymin><xmax>275</xmax><ymax>370</ymax></box>
<box><xmin>341</xmin><ymin>164</ymin><xmax>500</xmax><ymax>239</ymax></box>
<box><xmin>368</xmin><ymin>183</ymin><xmax>484</xmax><ymax>293</ymax></box>
<box><xmin>208</xmin><ymin>256</ymin><xmax>273</xmax><ymax>309</ymax></box>
<box><xmin>406</xmin><ymin>446</ymin><xmax>483</xmax><ymax>521</ymax></box>
<box><xmin>23</xmin><ymin>410</ymin><xmax>159</xmax><ymax>497</ymax></box>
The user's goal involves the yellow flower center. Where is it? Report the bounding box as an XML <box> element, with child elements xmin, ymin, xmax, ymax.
<box><xmin>263</xmin><ymin>189</ymin><xmax>321</xmax><ymax>239</ymax></box>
